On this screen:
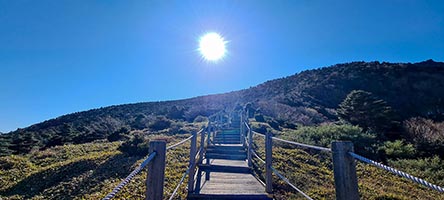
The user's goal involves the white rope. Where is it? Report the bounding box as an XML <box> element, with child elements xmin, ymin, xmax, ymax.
<box><xmin>244</xmin><ymin>121</ymin><xmax>251</xmax><ymax>131</ymax></box>
<box><xmin>166</xmin><ymin>135</ymin><xmax>193</xmax><ymax>151</ymax></box>
<box><xmin>253</xmin><ymin>131</ymin><xmax>331</xmax><ymax>152</ymax></box>
<box><xmin>270</xmin><ymin>167</ymin><xmax>313</xmax><ymax>200</ymax></box>
<box><xmin>168</xmin><ymin>167</ymin><xmax>190</xmax><ymax>200</ymax></box>
<box><xmin>349</xmin><ymin>152</ymin><xmax>444</xmax><ymax>193</ymax></box>
<box><xmin>251</xmin><ymin>149</ymin><xmax>266</xmax><ymax>164</ymax></box>
<box><xmin>103</xmin><ymin>152</ymin><xmax>157</xmax><ymax>200</ymax></box>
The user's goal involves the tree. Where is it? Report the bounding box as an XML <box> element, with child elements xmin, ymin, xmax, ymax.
<box><xmin>0</xmin><ymin>135</ymin><xmax>13</xmax><ymax>156</ymax></box>
<box><xmin>337</xmin><ymin>90</ymin><xmax>400</xmax><ymax>139</ymax></box>
<box><xmin>149</xmin><ymin>116</ymin><xmax>171</xmax><ymax>131</ymax></box>
<box><xmin>167</xmin><ymin>106</ymin><xmax>185</xmax><ymax>120</ymax></box>
<box><xmin>9</xmin><ymin>133</ymin><xmax>40</xmax><ymax>154</ymax></box>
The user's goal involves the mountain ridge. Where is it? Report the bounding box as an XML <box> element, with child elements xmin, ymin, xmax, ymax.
<box><xmin>1</xmin><ymin>59</ymin><xmax>444</xmax><ymax>155</ymax></box>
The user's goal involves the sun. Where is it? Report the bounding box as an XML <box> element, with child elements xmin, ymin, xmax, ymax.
<box><xmin>198</xmin><ymin>32</ymin><xmax>227</xmax><ymax>61</ymax></box>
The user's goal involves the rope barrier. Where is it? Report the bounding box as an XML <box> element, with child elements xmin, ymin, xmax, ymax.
<box><xmin>244</xmin><ymin>121</ymin><xmax>250</xmax><ymax>131</ymax></box>
<box><xmin>349</xmin><ymin>152</ymin><xmax>444</xmax><ymax>193</ymax></box>
<box><xmin>103</xmin><ymin>152</ymin><xmax>157</xmax><ymax>200</ymax></box>
<box><xmin>168</xmin><ymin>166</ymin><xmax>190</xmax><ymax>200</ymax></box>
<box><xmin>251</xmin><ymin>149</ymin><xmax>265</xmax><ymax>164</ymax></box>
<box><xmin>253</xmin><ymin>131</ymin><xmax>331</xmax><ymax>152</ymax></box>
<box><xmin>166</xmin><ymin>135</ymin><xmax>193</xmax><ymax>151</ymax></box>
<box><xmin>270</xmin><ymin>167</ymin><xmax>313</xmax><ymax>200</ymax></box>
<box><xmin>253</xmin><ymin>131</ymin><xmax>266</xmax><ymax>138</ymax></box>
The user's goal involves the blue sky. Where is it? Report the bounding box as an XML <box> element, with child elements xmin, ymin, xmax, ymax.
<box><xmin>1</xmin><ymin>0</ymin><xmax>443</xmax><ymax>132</ymax></box>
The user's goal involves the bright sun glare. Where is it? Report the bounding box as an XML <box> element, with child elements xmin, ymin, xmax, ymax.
<box><xmin>199</xmin><ymin>32</ymin><xmax>227</xmax><ymax>61</ymax></box>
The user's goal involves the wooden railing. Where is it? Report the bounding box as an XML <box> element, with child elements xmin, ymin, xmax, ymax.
<box><xmin>105</xmin><ymin>110</ymin><xmax>443</xmax><ymax>200</ymax></box>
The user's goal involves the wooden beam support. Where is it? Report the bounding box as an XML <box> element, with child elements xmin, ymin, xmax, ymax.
<box><xmin>332</xmin><ymin>141</ymin><xmax>360</xmax><ymax>200</ymax></box>
<box><xmin>146</xmin><ymin>140</ymin><xmax>166</xmax><ymax>200</ymax></box>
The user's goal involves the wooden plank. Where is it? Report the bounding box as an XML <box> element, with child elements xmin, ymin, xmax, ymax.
<box><xmin>207</xmin><ymin>145</ymin><xmax>244</xmax><ymax>150</ymax></box>
<box><xmin>187</xmin><ymin>193</ymin><xmax>271</xmax><ymax>200</ymax></box>
<box><xmin>187</xmin><ymin>129</ymin><xmax>270</xmax><ymax>200</ymax></box>
<box><xmin>198</xmin><ymin>164</ymin><xmax>251</xmax><ymax>174</ymax></box>
<box><xmin>332</xmin><ymin>141</ymin><xmax>360</xmax><ymax>200</ymax></box>
<box><xmin>188</xmin><ymin>131</ymin><xmax>197</xmax><ymax>193</ymax></box>
<box><xmin>205</xmin><ymin>153</ymin><xmax>247</xmax><ymax>160</ymax></box>
<box><xmin>146</xmin><ymin>141</ymin><xmax>166</xmax><ymax>200</ymax></box>
<box><xmin>209</xmin><ymin>159</ymin><xmax>248</xmax><ymax>167</ymax></box>
<box><xmin>198</xmin><ymin>172</ymin><xmax>266</xmax><ymax>195</ymax></box>
<box><xmin>265</xmin><ymin>132</ymin><xmax>273</xmax><ymax>193</ymax></box>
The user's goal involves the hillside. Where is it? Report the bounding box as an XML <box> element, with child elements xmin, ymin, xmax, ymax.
<box><xmin>1</xmin><ymin>60</ymin><xmax>444</xmax><ymax>155</ymax></box>
<box><xmin>1</xmin><ymin>60</ymin><xmax>444</xmax><ymax>199</ymax></box>
<box><xmin>1</xmin><ymin>135</ymin><xmax>443</xmax><ymax>200</ymax></box>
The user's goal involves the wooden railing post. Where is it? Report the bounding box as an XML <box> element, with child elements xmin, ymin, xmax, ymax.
<box><xmin>199</xmin><ymin>129</ymin><xmax>205</xmax><ymax>161</ymax></box>
<box><xmin>146</xmin><ymin>140</ymin><xmax>166</xmax><ymax>200</ymax></box>
<box><xmin>247</xmin><ymin>122</ymin><xmax>253</xmax><ymax>167</ymax></box>
<box><xmin>332</xmin><ymin>141</ymin><xmax>360</xmax><ymax>200</ymax></box>
<box><xmin>265</xmin><ymin>131</ymin><xmax>273</xmax><ymax>193</ymax></box>
<box><xmin>187</xmin><ymin>131</ymin><xmax>197</xmax><ymax>193</ymax></box>
<box><xmin>195</xmin><ymin>129</ymin><xmax>205</xmax><ymax>193</ymax></box>
<box><xmin>240</xmin><ymin>114</ymin><xmax>245</xmax><ymax>146</ymax></box>
<box><xmin>207</xmin><ymin>123</ymin><xmax>211</xmax><ymax>146</ymax></box>
<box><xmin>206</xmin><ymin>125</ymin><xmax>211</xmax><ymax>181</ymax></box>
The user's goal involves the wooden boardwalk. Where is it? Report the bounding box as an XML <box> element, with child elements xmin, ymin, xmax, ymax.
<box><xmin>187</xmin><ymin>128</ymin><xmax>271</xmax><ymax>200</ymax></box>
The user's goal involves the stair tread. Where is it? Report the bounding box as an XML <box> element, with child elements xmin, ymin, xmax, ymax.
<box><xmin>205</xmin><ymin>154</ymin><xmax>246</xmax><ymax>160</ymax></box>
<box><xmin>187</xmin><ymin>194</ymin><xmax>271</xmax><ymax>200</ymax></box>
<box><xmin>198</xmin><ymin>164</ymin><xmax>251</xmax><ymax>174</ymax></box>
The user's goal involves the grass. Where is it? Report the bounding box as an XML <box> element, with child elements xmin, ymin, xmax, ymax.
<box><xmin>1</xmin><ymin>128</ymin><xmax>443</xmax><ymax>199</ymax></box>
<box><xmin>0</xmin><ymin>135</ymin><xmax>193</xmax><ymax>200</ymax></box>
<box><xmin>251</xmin><ymin>133</ymin><xmax>444</xmax><ymax>200</ymax></box>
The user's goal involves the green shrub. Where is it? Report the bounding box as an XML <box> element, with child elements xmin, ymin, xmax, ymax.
<box><xmin>403</xmin><ymin>117</ymin><xmax>444</xmax><ymax>157</ymax></box>
<box><xmin>193</xmin><ymin>115</ymin><xmax>208</xmax><ymax>123</ymax></box>
<box><xmin>149</xmin><ymin>116</ymin><xmax>171</xmax><ymax>131</ymax></box>
<box><xmin>168</xmin><ymin>121</ymin><xmax>185</xmax><ymax>135</ymax></box>
<box><xmin>389</xmin><ymin>156</ymin><xmax>444</xmax><ymax>186</ymax></box>
<box><xmin>282</xmin><ymin>124</ymin><xmax>378</xmax><ymax>158</ymax></box>
<box><xmin>337</xmin><ymin>90</ymin><xmax>400</xmax><ymax>139</ymax></box>
<box><xmin>254</xmin><ymin>114</ymin><xmax>265</xmax><ymax>122</ymax></box>
<box><xmin>107</xmin><ymin>127</ymin><xmax>129</xmax><ymax>142</ymax></box>
<box><xmin>379</xmin><ymin>140</ymin><xmax>416</xmax><ymax>159</ymax></box>
<box><xmin>118</xmin><ymin>133</ymin><xmax>150</xmax><ymax>156</ymax></box>
<box><xmin>251</xmin><ymin>123</ymin><xmax>269</xmax><ymax>134</ymax></box>
<box><xmin>266</xmin><ymin>118</ymin><xmax>281</xmax><ymax>131</ymax></box>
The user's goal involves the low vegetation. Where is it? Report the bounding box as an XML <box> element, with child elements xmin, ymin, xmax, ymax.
<box><xmin>251</xmin><ymin>133</ymin><xmax>444</xmax><ymax>200</ymax></box>
<box><xmin>0</xmin><ymin>135</ymin><xmax>193</xmax><ymax>200</ymax></box>
<box><xmin>1</xmin><ymin>60</ymin><xmax>444</xmax><ymax>199</ymax></box>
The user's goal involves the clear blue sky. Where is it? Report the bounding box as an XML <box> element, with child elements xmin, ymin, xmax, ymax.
<box><xmin>1</xmin><ymin>0</ymin><xmax>443</xmax><ymax>132</ymax></box>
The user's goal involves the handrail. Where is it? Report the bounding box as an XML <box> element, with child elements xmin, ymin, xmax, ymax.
<box><xmin>103</xmin><ymin>152</ymin><xmax>157</xmax><ymax>200</ymax></box>
<box><xmin>350</xmin><ymin>152</ymin><xmax>444</xmax><ymax>193</ymax></box>
<box><xmin>270</xmin><ymin>166</ymin><xmax>313</xmax><ymax>200</ymax></box>
<box><xmin>244</xmin><ymin>121</ymin><xmax>251</xmax><ymax>131</ymax></box>
<box><xmin>166</xmin><ymin>135</ymin><xmax>193</xmax><ymax>151</ymax></box>
<box><xmin>251</xmin><ymin>149</ymin><xmax>265</xmax><ymax>164</ymax></box>
<box><xmin>168</xmin><ymin>165</ymin><xmax>191</xmax><ymax>200</ymax></box>
<box><xmin>166</xmin><ymin>129</ymin><xmax>207</xmax><ymax>199</ymax></box>
<box><xmin>253</xmin><ymin>131</ymin><xmax>331</xmax><ymax>152</ymax></box>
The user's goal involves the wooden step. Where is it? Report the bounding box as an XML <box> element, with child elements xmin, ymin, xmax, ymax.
<box><xmin>205</xmin><ymin>151</ymin><xmax>246</xmax><ymax>157</ymax></box>
<box><xmin>213</xmin><ymin>138</ymin><xmax>241</xmax><ymax>142</ymax></box>
<box><xmin>206</xmin><ymin>149</ymin><xmax>246</xmax><ymax>155</ymax></box>
<box><xmin>213</xmin><ymin>137</ymin><xmax>241</xmax><ymax>140</ymax></box>
<box><xmin>205</xmin><ymin>153</ymin><xmax>247</xmax><ymax>160</ymax></box>
<box><xmin>207</xmin><ymin>145</ymin><xmax>245</xmax><ymax>151</ymax></box>
<box><xmin>214</xmin><ymin>134</ymin><xmax>240</xmax><ymax>137</ymax></box>
<box><xmin>198</xmin><ymin>164</ymin><xmax>251</xmax><ymax>174</ymax></box>
<box><xmin>215</xmin><ymin>134</ymin><xmax>240</xmax><ymax>137</ymax></box>
<box><xmin>218</xmin><ymin>131</ymin><xmax>240</xmax><ymax>135</ymax></box>
<box><xmin>213</xmin><ymin>141</ymin><xmax>242</xmax><ymax>144</ymax></box>
<box><xmin>187</xmin><ymin>194</ymin><xmax>272</xmax><ymax>200</ymax></box>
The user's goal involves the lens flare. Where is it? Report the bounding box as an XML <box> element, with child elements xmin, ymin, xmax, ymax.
<box><xmin>198</xmin><ymin>32</ymin><xmax>227</xmax><ymax>61</ymax></box>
